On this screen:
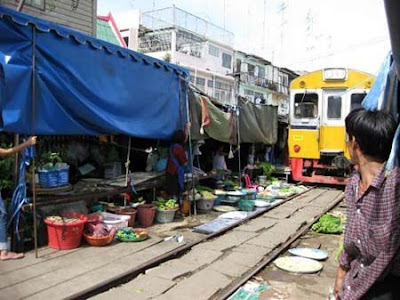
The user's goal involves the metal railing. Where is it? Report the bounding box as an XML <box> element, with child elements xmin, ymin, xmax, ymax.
<box><xmin>239</xmin><ymin>73</ymin><xmax>289</xmax><ymax>95</ymax></box>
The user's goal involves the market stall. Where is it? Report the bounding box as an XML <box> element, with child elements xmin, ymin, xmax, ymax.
<box><xmin>0</xmin><ymin>5</ymin><xmax>190</xmax><ymax>255</ymax></box>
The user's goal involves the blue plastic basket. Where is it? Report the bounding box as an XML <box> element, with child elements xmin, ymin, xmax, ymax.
<box><xmin>57</xmin><ymin>168</ymin><xmax>69</xmax><ymax>186</ymax></box>
<box><xmin>38</xmin><ymin>167</ymin><xmax>69</xmax><ymax>188</ymax></box>
<box><xmin>38</xmin><ymin>170</ymin><xmax>58</xmax><ymax>188</ymax></box>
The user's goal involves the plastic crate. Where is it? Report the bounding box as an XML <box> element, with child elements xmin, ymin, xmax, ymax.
<box><xmin>38</xmin><ymin>170</ymin><xmax>58</xmax><ymax>188</ymax></box>
<box><xmin>57</xmin><ymin>167</ymin><xmax>69</xmax><ymax>186</ymax></box>
<box><xmin>38</xmin><ymin>167</ymin><xmax>69</xmax><ymax>188</ymax></box>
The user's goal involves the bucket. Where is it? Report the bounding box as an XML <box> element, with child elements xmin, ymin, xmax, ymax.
<box><xmin>155</xmin><ymin>209</ymin><xmax>177</xmax><ymax>223</ymax></box>
<box><xmin>238</xmin><ymin>199</ymin><xmax>255</xmax><ymax>212</ymax></box>
<box><xmin>44</xmin><ymin>212</ymin><xmax>87</xmax><ymax>250</ymax></box>
<box><xmin>115</xmin><ymin>208</ymin><xmax>137</xmax><ymax>227</ymax></box>
<box><xmin>196</xmin><ymin>198</ymin><xmax>215</xmax><ymax>211</ymax></box>
<box><xmin>258</xmin><ymin>175</ymin><xmax>267</xmax><ymax>186</ymax></box>
<box><xmin>137</xmin><ymin>204</ymin><xmax>156</xmax><ymax>227</ymax></box>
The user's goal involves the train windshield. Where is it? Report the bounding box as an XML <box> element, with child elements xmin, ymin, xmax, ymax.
<box><xmin>294</xmin><ymin>93</ymin><xmax>318</xmax><ymax>118</ymax></box>
<box><xmin>351</xmin><ymin>93</ymin><xmax>367</xmax><ymax>111</ymax></box>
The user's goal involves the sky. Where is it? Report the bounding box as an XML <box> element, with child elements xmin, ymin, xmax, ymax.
<box><xmin>98</xmin><ymin>0</ymin><xmax>390</xmax><ymax>75</ymax></box>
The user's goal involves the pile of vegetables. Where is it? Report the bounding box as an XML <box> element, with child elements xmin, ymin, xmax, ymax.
<box><xmin>116</xmin><ymin>227</ymin><xmax>148</xmax><ymax>241</ymax></box>
<box><xmin>156</xmin><ymin>198</ymin><xmax>179</xmax><ymax>211</ymax></box>
<box><xmin>46</xmin><ymin>216</ymin><xmax>80</xmax><ymax>224</ymax></box>
<box><xmin>190</xmin><ymin>186</ymin><xmax>218</xmax><ymax>201</ymax></box>
<box><xmin>312</xmin><ymin>213</ymin><xmax>344</xmax><ymax>234</ymax></box>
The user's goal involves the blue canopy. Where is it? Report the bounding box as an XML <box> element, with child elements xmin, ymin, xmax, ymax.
<box><xmin>0</xmin><ymin>5</ymin><xmax>189</xmax><ymax>138</ymax></box>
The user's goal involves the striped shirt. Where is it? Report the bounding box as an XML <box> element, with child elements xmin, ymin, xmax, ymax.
<box><xmin>338</xmin><ymin>165</ymin><xmax>400</xmax><ymax>299</ymax></box>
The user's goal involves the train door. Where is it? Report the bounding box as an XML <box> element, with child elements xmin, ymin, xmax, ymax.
<box><xmin>320</xmin><ymin>89</ymin><xmax>347</xmax><ymax>152</ymax></box>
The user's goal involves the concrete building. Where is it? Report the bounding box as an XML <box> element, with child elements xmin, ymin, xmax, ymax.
<box><xmin>0</xmin><ymin>0</ymin><xmax>97</xmax><ymax>36</ymax></box>
<box><xmin>234</xmin><ymin>51</ymin><xmax>298</xmax><ymax>121</ymax></box>
<box><xmin>118</xmin><ymin>6</ymin><xmax>236</xmax><ymax>105</ymax></box>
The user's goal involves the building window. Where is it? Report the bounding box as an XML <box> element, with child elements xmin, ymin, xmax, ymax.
<box><xmin>209</xmin><ymin>45</ymin><xmax>220</xmax><ymax>57</ymax></box>
<box><xmin>351</xmin><ymin>93</ymin><xmax>366</xmax><ymax>111</ymax></box>
<box><xmin>327</xmin><ymin>96</ymin><xmax>342</xmax><ymax>119</ymax></box>
<box><xmin>235</xmin><ymin>59</ymin><xmax>241</xmax><ymax>73</ymax></box>
<box><xmin>258</xmin><ymin>67</ymin><xmax>265</xmax><ymax>79</ymax></box>
<box><xmin>190</xmin><ymin>76</ymin><xmax>195</xmax><ymax>83</ymax></box>
<box><xmin>247</xmin><ymin>64</ymin><xmax>255</xmax><ymax>76</ymax></box>
<box><xmin>25</xmin><ymin>0</ymin><xmax>45</xmax><ymax>9</ymax></box>
<box><xmin>244</xmin><ymin>89</ymin><xmax>254</xmax><ymax>96</ymax></box>
<box><xmin>222</xmin><ymin>53</ymin><xmax>232</xmax><ymax>69</ymax></box>
<box><xmin>294</xmin><ymin>93</ymin><xmax>318</xmax><ymax>119</ymax></box>
<box><xmin>254</xmin><ymin>92</ymin><xmax>264</xmax><ymax>100</ymax></box>
<box><xmin>196</xmin><ymin>77</ymin><xmax>206</xmax><ymax>86</ymax></box>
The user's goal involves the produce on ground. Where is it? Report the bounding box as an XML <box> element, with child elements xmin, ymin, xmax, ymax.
<box><xmin>116</xmin><ymin>227</ymin><xmax>148</xmax><ymax>241</ymax></box>
<box><xmin>312</xmin><ymin>213</ymin><xmax>344</xmax><ymax>234</ymax></box>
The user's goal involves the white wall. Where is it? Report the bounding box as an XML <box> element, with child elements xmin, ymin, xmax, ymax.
<box><xmin>174</xmin><ymin>42</ymin><xmax>233</xmax><ymax>76</ymax></box>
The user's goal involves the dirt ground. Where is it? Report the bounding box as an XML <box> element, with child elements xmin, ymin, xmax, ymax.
<box><xmin>257</xmin><ymin>203</ymin><xmax>346</xmax><ymax>300</ymax></box>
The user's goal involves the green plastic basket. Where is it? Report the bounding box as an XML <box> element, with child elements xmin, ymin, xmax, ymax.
<box><xmin>238</xmin><ymin>199</ymin><xmax>255</xmax><ymax>212</ymax></box>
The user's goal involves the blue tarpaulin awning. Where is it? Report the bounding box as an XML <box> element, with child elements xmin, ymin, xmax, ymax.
<box><xmin>0</xmin><ymin>5</ymin><xmax>189</xmax><ymax>138</ymax></box>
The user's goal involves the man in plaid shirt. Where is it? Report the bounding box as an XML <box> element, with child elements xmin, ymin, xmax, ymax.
<box><xmin>334</xmin><ymin>108</ymin><xmax>400</xmax><ymax>300</ymax></box>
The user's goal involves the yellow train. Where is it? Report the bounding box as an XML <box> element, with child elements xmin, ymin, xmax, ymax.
<box><xmin>288</xmin><ymin>68</ymin><xmax>375</xmax><ymax>184</ymax></box>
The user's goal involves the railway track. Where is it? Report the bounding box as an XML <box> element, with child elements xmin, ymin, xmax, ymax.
<box><xmin>86</xmin><ymin>187</ymin><xmax>343</xmax><ymax>300</ymax></box>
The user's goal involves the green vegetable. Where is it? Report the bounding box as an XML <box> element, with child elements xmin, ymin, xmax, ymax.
<box><xmin>195</xmin><ymin>185</ymin><xmax>214</xmax><ymax>192</ymax></box>
<box><xmin>312</xmin><ymin>213</ymin><xmax>344</xmax><ymax>234</ymax></box>
<box><xmin>260</xmin><ymin>162</ymin><xmax>275</xmax><ymax>179</ymax></box>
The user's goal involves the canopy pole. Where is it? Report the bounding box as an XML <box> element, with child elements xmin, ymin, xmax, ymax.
<box><xmin>17</xmin><ymin>0</ymin><xmax>26</xmax><ymax>11</ymax></box>
<box><xmin>31</xmin><ymin>25</ymin><xmax>38</xmax><ymax>259</ymax></box>
<box><xmin>237</xmin><ymin>106</ymin><xmax>242</xmax><ymax>188</ymax></box>
<box><xmin>124</xmin><ymin>136</ymin><xmax>132</xmax><ymax>208</ymax></box>
<box><xmin>181</xmin><ymin>79</ymin><xmax>194</xmax><ymax>216</ymax></box>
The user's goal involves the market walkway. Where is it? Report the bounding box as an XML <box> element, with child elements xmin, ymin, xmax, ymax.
<box><xmin>92</xmin><ymin>188</ymin><xmax>343</xmax><ymax>300</ymax></box>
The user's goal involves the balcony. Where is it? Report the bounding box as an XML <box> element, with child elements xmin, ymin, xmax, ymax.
<box><xmin>239</xmin><ymin>73</ymin><xmax>289</xmax><ymax>95</ymax></box>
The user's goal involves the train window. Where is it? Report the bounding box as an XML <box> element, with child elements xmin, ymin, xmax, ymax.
<box><xmin>351</xmin><ymin>93</ymin><xmax>366</xmax><ymax>111</ymax></box>
<box><xmin>328</xmin><ymin>96</ymin><xmax>342</xmax><ymax>119</ymax></box>
<box><xmin>294</xmin><ymin>93</ymin><xmax>318</xmax><ymax>118</ymax></box>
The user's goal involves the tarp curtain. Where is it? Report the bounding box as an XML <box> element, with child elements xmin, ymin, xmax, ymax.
<box><xmin>0</xmin><ymin>5</ymin><xmax>189</xmax><ymax>138</ymax></box>
<box><xmin>239</xmin><ymin>97</ymin><xmax>278</xmax><ymax>145</ymax></box>
<box><xmin>189</xmin><ymin>90</ymin><xmax>278</xmax><ymax>145</ymax></box>
<box><xmin>189</xmin><ymin>91</ymin><xmax>235</xmax><ymax>143</ymax></box>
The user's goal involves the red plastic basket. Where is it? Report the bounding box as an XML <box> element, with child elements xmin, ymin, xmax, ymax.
<box><xmin>44</xmin><ymin>212</ymin><xmax>87</xmax><ymax>250</ymax></box>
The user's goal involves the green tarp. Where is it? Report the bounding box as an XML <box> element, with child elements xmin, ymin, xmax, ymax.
<box><xmin>189</xmin><ymin>91</ymin><xmax>278</xmax><ymax>145</ymax></box>
<box><xmin>239</xmin><ymin>97</ymin><xmax>278</xmax><ymax>145</ymax></box>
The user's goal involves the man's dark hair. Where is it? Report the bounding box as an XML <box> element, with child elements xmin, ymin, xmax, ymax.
<box><xmin>345</xmin><ymin>108</ymin><xmax>397</xmax><ymax>161</ymax></box>
<box><xmin>171</xmin><ymin>130</ymin><xmax>186</xmax><ymax>145</ymax></box>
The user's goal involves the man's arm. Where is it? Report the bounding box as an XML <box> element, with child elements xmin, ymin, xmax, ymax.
<box><xmin>0</xmin><ymin>136</ymin><xmax>37</xmax><ymax>157</ymax></box>
<box><xmin>334</xmin><ymin>264</ymin><xmax>348</xmax><ymax>299</ymax></box>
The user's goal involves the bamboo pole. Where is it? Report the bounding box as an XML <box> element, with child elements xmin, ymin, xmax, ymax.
<box><xmin>31</xmin><ymin>26</ymin><xmax>38</xmax><ymax>259</ymax></box>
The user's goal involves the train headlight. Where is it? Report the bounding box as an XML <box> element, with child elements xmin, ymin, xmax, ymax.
<box><xmin>294</xmin><ymin>145</ymin><xmax>301</xmax><ymax>153</ymax></box>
